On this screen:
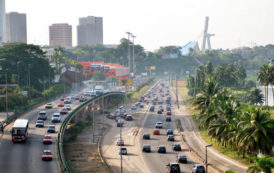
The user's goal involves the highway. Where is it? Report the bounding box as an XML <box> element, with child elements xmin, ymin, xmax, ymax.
<box><xmin>0</xmin><ymin>97</ymin><xmax>81</xmax><ymax>173</ymax></box>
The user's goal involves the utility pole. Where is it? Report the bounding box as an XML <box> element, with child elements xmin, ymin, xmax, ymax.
<box><xmin>131</xmin><ymin>35</ymin><xmax>136</xmax><ymax>75</ymax></box>
<box><xmin>126</xmin><ymin>32</ymin><xmax>131</xmax><ymax>73</ymax></box>
<box><xmin>92</xmin><ymin>103</ymin><xmax>95</xmax><ymax>143</ymax></box>
<box><xmin>120</xmin><ymin>120</ymin><xmax>123</xmax><ymax>173</ymax></box>
<box><xmin>175</xmin><ymin>75</ymin><xmax>179</xmax><ymax>109</ymax></box>
<box><xmin>205</xmin><ymin>144</ymin><xmax>212</xmax><ymax>173</ymax></box>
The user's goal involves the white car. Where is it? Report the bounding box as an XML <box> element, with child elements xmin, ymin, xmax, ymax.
<box><xmin>64</xmin><ymin>104</ymin><xmax>71</xmax><ymax>110</ymax></box>
<box><xmin>51</xmin><ymin>113</ymin><xmax>61</xmax><ymax>123</ymax></box>
<box><xmin>45</xmin><ymin>103</ymin><xmax>53</xmax><ymax>109</ymax></box>
<box><xmin>155</xmin><ymin>122</ymin><xmax>163</xmax><ymax>128</ymax></box>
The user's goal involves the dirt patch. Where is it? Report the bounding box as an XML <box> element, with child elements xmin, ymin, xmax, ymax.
<box><xmin>64</xmin><ymin>143</ymin><xmax>110</xmax><ymax>173</ymax></box>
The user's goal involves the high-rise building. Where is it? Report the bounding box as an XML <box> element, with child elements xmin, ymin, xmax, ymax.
<box><xmin>0</xmin><ymin>0</ymin><xmax>6</xmax><ymax>43</ymax></box>
<box><xmin>6</xmin><ymin>12</ymin><xmax>27</xmax><ymax>43</ymax></box>
<box><xmin>77</xmin><ymin>16</ymin><xmax>103</xmax><ymax>46</ymax></box>
<box><xmin>49</xmin><ymin>23</ymin><xmax>72</xmax><ymax>48</ymax></box>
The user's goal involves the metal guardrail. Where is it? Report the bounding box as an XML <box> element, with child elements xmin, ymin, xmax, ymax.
<box><xmin>56</xmin><ymin>92</ymin><xmax>124</xmax><ymax>173</ymax></box>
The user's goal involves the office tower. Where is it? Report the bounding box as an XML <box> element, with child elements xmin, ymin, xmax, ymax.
<box><xmin>0</xmin><ymin>0</ymin><xmax>6</xmax><ymax>43</ymax></box>
<box><xmin>6</xmin><ymin>12</ymin><xmax>27</xmax><ymax>43</ymax></box>
<box><xmin>77</xmin><ymin>16</ymin><xmax>103</xmax><ymax>46</ymax></box>
<box><xmin>49</xmin><ymin>23</ymin><xmax>72</xmax><ymax>48</ymax></box>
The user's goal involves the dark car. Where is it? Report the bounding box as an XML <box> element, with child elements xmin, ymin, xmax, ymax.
<box><xmin>149</xmin><ymin>106</ymin><xmax>155</xmax><ymax>112</ymax></box>
<box><xmin>139</xmin><ymin>104</ymin><xmax>144</xmax><ymax>108</ymax></box>
<box><xmin>177</xmin><ymin>154</ymin><xmax>187</xmax><ymax>163</ymax></box>
<box><xmin>125</xmin><ymin>115</ymin><xmax>133</xmax><ymax>121</ymax></box>
<box><xmin>142</xmin><ymin>144</ymin><xmax>151</xmax><ymax>152</ymax></box>
<box><xmin>47</xmin><ymin>125</ymin><xmax>55</xmax><ymax>133</ymax></box>
<box><xmin>167</xmin><ymin>135</ymin><xmax>175</xmax><ymax>141</ymax></box>
<box><xmin>192</xmin><ymin>164</ymin><xmax>205</xmax><ymax>173</ymax></box>
<box><xmin>143</xmin><ymin>133</ymin><xmax>150</xmax><ymax>140</ymax></box>
<box><xmin>167</xmin><ymin>162</ymin><xmax>180</xmax><ymax>173</ymax></box>
<box><xmin>166</xmin><ymin>116</ymin><xmax>172</xmax><ymax>122</ymax></box>
<box><xmin>157</xmin><ymin>145</ymin><xmax>166</xmax><ymax>153</ymax></box>
<box><xmin>172</xmin><ymin>144</ymin><xmax>182</xmax><ymax>151</ymax></box>
<box><xmin>157</xmin><ymin>110</ymin><xmax>162</xmax><ymax>114</ymax></box>
<box><xmin>167</xmin><ymin>129</ymin><xmax>174</xmax><ymax>135</ymax></box>
<box><xmin>166</xmin><ymin>107</ymin><xmax>171</xmax><ymax>112</ymax></box>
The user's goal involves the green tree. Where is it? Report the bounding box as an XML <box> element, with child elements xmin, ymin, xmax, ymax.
<box><xmin>248</xmin><ymin>88</ymin><xmax>264</xmax><ymax>105</ymax></box>
<box><xmin>92</xmin><ymin>71</ymin><xmax>106</xmax><ymax>81</ymax></box>
<box><xmin>205</xmin><ymin>61</ymin><xmax>214</xmax><ymax>76</ymax></box>
<box><xmin>248</xmin><ymin>155</ymin><xmax>274</xmax><ymax>173</ymax></box>
<box><xmin>257</xmin><ymin>64</ymin><xmax>271</xmax><ymax>107</ymax></box>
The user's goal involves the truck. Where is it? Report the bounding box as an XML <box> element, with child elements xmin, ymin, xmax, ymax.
<box><xmin>94</xmin><ymin>85</ymin><xmax>104</xmax><ymax>95</ymax></box>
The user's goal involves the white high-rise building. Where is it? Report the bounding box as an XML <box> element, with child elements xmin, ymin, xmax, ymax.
<box><xmin>0</xmin><ymin>0</ymin><xmax>6</xmax><ymax>43</ymax></box>
<box><xmin>6</xmin><ymin>12</ymin><xmax>27</xmax><ymax>43</ymax></box>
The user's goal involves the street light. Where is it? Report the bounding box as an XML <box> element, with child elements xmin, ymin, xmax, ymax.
<box><xmin>126</xmin><ymin>32</ymin><xmax>132</xmax><ymax>72</ymax></box>
<box><xmin>131</xmin><ymin>35</ymin><xmax>136</xmax><ymax>75</ymax></box>
<box><xmin>205</xmin><ymin>144</ymin><xmax>212</xmax><ymax>173</ymax></box>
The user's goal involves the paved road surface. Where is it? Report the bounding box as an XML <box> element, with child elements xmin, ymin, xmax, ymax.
<box><xmin>0</xmin><ymin>98</ymin><xmax>80</xmax><ymax>173</ymax></box>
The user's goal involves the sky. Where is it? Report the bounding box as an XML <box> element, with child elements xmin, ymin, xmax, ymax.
<box><xmin>5</xmin><ymin>0</ymin><xmax>274</xmax><ymax>51</ymax></box>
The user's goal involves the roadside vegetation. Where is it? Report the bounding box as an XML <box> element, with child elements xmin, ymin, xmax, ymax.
<box><xmin>185</xmin><ymin>62</ymin><xmax>274</xmax><ymax>170</ymax></box>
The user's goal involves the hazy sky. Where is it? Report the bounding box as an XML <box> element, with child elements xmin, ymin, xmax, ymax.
<box><xmin>6</xmin><ymin>0</ymin><xmax>274</xmax><ymax>51</ymax></box>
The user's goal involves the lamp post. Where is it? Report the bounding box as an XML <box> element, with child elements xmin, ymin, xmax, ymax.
<box><xmin>131</xmin><ymin>35</ymin><xmax>136</xmax><ymax>75</ymax></box>
<box><xmin>205</xmin><ymin>144</ymin><xmax>212</xmax><ymax>173</ymax></box>
<box><xmin>126</xmin><ymin>32</ymin><xmax>132</xmax><ymax>72</ymax></box>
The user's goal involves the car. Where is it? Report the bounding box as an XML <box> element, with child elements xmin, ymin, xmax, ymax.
<box><xmin>51</xmin><ymin>113</ymin><xmax>61</xmax><ymax>123</ymax></box>
<box><xmin>43</xmin><ymin>135</ymin><xmax>53</xmax><ymax>144</ymax></box>
<box><xmin>79</xmin><ymin>96</ymin><xmax>87</xmax><ymax>102</ymax></box>
<box><xmin>166</xmin><ymin>107</ymin><xmax>171</xmax><ymax>112</ymax></box>
<box><xmin>38</xmin><ymin>111</ymin><xmax>47</xmax><ymax>120</ymax></box>
<box><xmin>74</xmin><ymin>96</ymin><xmax>81</xmax><ymax>100</ymax></box>
<box><xmin>157</xmin><ymin>145</ymin><xmax>166</xmax><ymax>153</ymax></box>
<box><xmin>166</xmin><ymin>111</ymin><xmax>172</xmax><ymax>115</ymax></box>
<box><xmin>116</xmin><ymin>138</ymin><xmax>124</xmax><ymax>146</ymax></box>
<box><xmin>167</xmin><ymin>129</ymin><xmax>173</xmax><ymax>135</ymax></box>
<box><xmin>64</xmin><ymin>104</ymin><xmax>71</xmax><ymax>110</ymax></box>
<box><xmin>167</xmin><ymin>162</ymin><xmax>180</xmax><ymax>173</ymax></box>
<box><xmin>158</xmin><ymin>101</ymin><xmax>163</xmax><ymax>104</ymax></box>
<box><xmin>172</xmin><ymin>144</ymin><xmax>182</xmax><ymax>151</ymax></box>
<box><xmin>153</xmin><ymin>129</ymin><xmax>160</xmax><ymax>135</ymax></box>
<box><xmin>149</xmin><ymin>106</ymin><xmax>155</xmax><ymax>112</ymax></box>
<box><xmin>118</xmin><ymin>147</ymin><xmax>127</xmax><ymax>155</ymax></box>
<box><xmin>139</xmin><ymin>104</ymin><xmax>144</xmax><ymax>108</ymax></box>
<box><xmin>41</xmin><ymin>150</ymin><xmax>53</xmax><ymax>161</ymax></box>
<box><xmin>142</xmin><ymin>144</ymin><xmax>151</xmax><ymax>152</ymax></box>
<box><xmin>57</xmin><ymin>103</ymin><xmax>64</xmax><ymax>107</ymax></box>
<box><xmin>157</xmin><ymin>110</ymin><xmax>162</xmax><ymax>114</ymax></box>
<box><xmin>166</xmin><ymin>116</ymin><xmax>172</xmax><ymax>122</ymax></box>
<box><xmin>47</xmin><ymin>125</ymin><xmax>55</xmax><ymax>133</ymax></box>
<box><xmin>45</xmin><ymin>103</ymin><xmax>53</xmax><ymax>109</ymax></box>
<box><xmin>143</xmin><ymin>132</ymin><xmax>150</xmax><ymax>140</ymax></box>
<box><xmin>125</xmin><ymin>115</ymin><xmax>133</xmax><ymax>121</ymax></box>
<box><xmin>192</xmin><ymin>164</ymin><xmax>205</xmax><ymax>173</ymax></box>
<box><xmin>131</xmin><ymin>105</ymin><xmax>137</xmax><ymax>110</ymax></box>
<box><xmin>177</xmin><ymin>154</ymin><xmax>187</xmax><ymax>163</ymax></box>
<box><xmin>167</xmin><ymin>135</ymin><xmax>175</xmax><ymax>141</ymax></box>
<box><xmin>60</xmin><ymin>108</ymin><xmax>68</xmax><ymax>115</ymax></box>
<box><xmin>155</xmin><ymin>122</ymin><xmax>163</xmax><ymax>128</ymax></box>
<box><xmin>159</xmin><ymin>106</ymin><xmax>164</xmax><ymax>112</ymax></box>
<box><xmin>35</xmin><ymin>120</ymin><xmax>44</xmax><ymax>127</ymax></box>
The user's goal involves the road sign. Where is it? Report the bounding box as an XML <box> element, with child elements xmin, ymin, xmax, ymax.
<box><xmin>150</xmin><ymin>66</ymin><xmax>155</xmax><ymax>70</ymax></box>
<box><xmin>0</xmin><ymin>84</ymin><xmax>18</xmax><ymax>87</ymax></box>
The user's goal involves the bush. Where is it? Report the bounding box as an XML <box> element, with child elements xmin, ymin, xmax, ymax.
<box><xmin>225</xmin><ymin>170</ymin><xmax>235</xmax><ymax>173</ymax></box>
<box><xmin>42</xmin><ymin>84</ymin><xmax>70</xmax><ymax>99</ymax></box>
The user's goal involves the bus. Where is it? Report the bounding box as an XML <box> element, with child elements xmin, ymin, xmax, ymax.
<box><xmin>11</xmin><ymin>119</ymin><xmax>29</xmax><ymax>143</ymax></box>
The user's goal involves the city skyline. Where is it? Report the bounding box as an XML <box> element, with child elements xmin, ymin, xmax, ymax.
<box><xmin>5</xmin><ymin>0</ymin><xmax>274</xmax><ymax>51</ymax></box>
<box><xmin>6</xmin><ymin>12</ymin><xmax>27</xmax><ymax>43</ymax></box>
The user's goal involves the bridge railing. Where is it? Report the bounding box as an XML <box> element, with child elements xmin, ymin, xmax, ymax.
<box><xmin>56</xmin><ymin>92</ymin><xmax>124</xmax><ymax>173</ymax></box>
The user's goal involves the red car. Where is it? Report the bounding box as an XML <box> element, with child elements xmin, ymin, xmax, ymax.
<box><xmin>74</xmin><ymin>96</ymin><xmax>81</xmax><ymax>100</ymax></box>
<box><xmin>43</xmin><ymin>135</ymin><xmax>53</xmax><ymax>144</ymax></box>
<box><xmin>158</xmin><ymin>101</ymin><xmax>163</xmax><ymax>104</ymax></box>
<box><xmin>166</xmin><ymin>111</ymin><xmax>171</xmax><ymax>115</ymax></box>
<box><xmin>41</xmin><ymin>150</ymin><xmax>53</xmax><ymax>161</ymax></box>
<box><xmin>57</xmin><ymin>103</ymin><xmax>64</xmax><ymax>107</ymax></box>
<box><xmin>153</xmin><ymin>129</ymin><xmax>160</xmax><ymax>135</ymax></box>
<box><xmin>60</xmin><ymin>108</ymin><xmax>68</xmax><ymax>114</ymax></box>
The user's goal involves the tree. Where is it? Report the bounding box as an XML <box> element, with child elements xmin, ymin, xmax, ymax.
<box><xmin>248</xmin><ymin>155</ymin><xmax>274</xmax><ymax>173</ymax></box>
<box><xmin>237</xmin><ymin>106</ymin><xmax>274</xmax><ymax>156</ymax></box>
<box><xmin>205</xmin><ymin>61</ymin><xmax>214</xmax><ymax>76</ymax></box>
<box><xmin>257</xmin><ymin>64</ymin><xmax>271</xmax><ymax>108</ymax></box>
<box><xmin>248</xmin><ymin>88</ymin><xmax>264</xmax><ymax>105</ymax></box>
<box><xmin>92</xmin><ymin>71</ymin><xmax>106</xmax><ymax>81</ymax></box>
<box><xmin>52</xmin><ymin>46</ymin><xmax>64</xmax><ymax>74</ymax></box>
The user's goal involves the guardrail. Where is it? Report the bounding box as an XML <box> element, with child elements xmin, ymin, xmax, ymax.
<box><xmin>56</xmin><ymin>92</ymin><xmax>124</xmax><ymax>173</ymax></box>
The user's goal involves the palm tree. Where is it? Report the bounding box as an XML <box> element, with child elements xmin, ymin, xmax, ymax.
<box><xmin>237</xmin><ymin>106</ymin><xmax>274</xmax><ymax>157</ymax></box>
<box><xmin>248</xmin><ymin>88</ymin><xmax>264</xmax><ymax>105</ymax></box>
<box><xmin>257</xmin><ymin>64</ymin><xmax>271</xmax><ymax>107</ymax></box>
<box><xmin>248</xmin><ymin>155</ymin><xmax>274</xmax><ymax>173</ymax></box>
<box><xmin>52</xmin><ymin>46</ymin><xmax>64</xmax><ymax>74</ymax></box>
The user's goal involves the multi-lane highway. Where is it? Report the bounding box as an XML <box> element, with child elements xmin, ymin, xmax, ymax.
<box><xmin>0</xmin><ymin>97</ymin><xmax>81</xmax><ymax>173</ymax></box>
